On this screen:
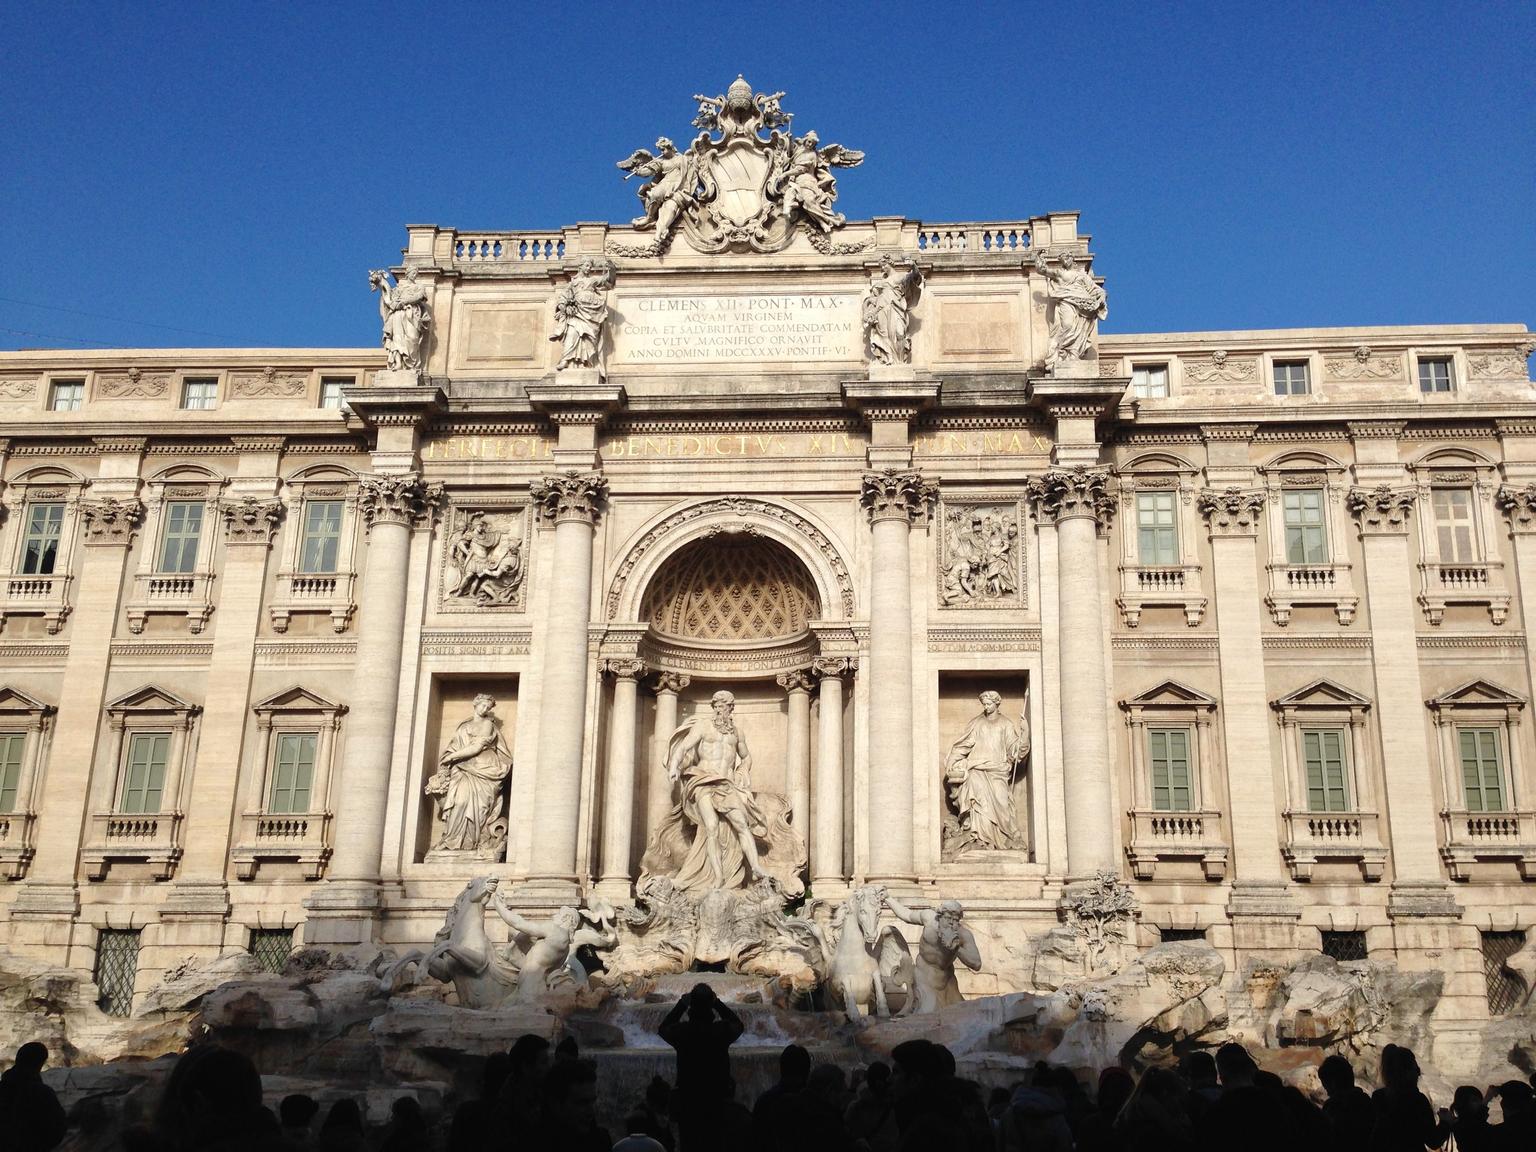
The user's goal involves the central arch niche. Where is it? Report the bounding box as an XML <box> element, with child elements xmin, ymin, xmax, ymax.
<box><xmin>641</xmin><ymin>534</ymin><xmax>821</xmax><ymax>643</ymax></box>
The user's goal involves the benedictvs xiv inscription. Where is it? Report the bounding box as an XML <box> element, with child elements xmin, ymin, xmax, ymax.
<box><xmin>613</xmin><ymin>294</ymin><xmax>861</xmax><ymax>364</ymax></box>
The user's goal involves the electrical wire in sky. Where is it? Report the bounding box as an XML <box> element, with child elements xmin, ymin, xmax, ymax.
<box><xmin>0</xmin><ymin>295</ymin><xmax>235</xmax><ymax>341</ymax></box>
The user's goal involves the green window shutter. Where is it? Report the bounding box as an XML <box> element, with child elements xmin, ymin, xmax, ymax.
<box><xmin>1166</xmin><ymin>729</ymin><xmax>1192</xmax><ymax>812</ymax></box>
<box><xmin>158</xmin><ymin>501</ymin><xmax>204</xmax><ymax>574</ymax></box>
<box><xmin>301</xmin><ymin>502</ymin><xmax>343</xmax><ymax>573</ymax></box>
<box><xmin>122</xmin><ymin>733</ymin><xmax>170</xmax><ymax>814</ymax></box>
<box><xmin>1149</xmin><ymin>729</ymin><xmax>1169</xmax><ymax>810</ymax></box>
<box><xmin>0</xmin><ymin>733</ymin><xmax>25</xmax><ymax>812</ymax></box>
<box><xmin>1303</xmin><ymin>730</ymin><xmax>1326</xmax><ymax>811</ymax></box>
<box><xmin>270</xmin><ymin>733</ymin><xmax>317</xmax><ymax>813</ymax></box>
<box><xmin>1320</xmin><ymin>729</ymin><xmax>1348</xmax><ymax>810</ymax></box>
<box><xmin>1460</xmin><ymin>728</ymin><xmax>1504</xmax><ymax>812</ymax></box>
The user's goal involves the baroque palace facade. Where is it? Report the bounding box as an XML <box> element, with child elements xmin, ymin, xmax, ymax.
<box><xmin>1</xmin><ymin>81</ymin><xmax>1533</xmax><ymax>1034</ymax></box>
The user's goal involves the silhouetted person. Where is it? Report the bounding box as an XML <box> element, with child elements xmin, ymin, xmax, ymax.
<box><xmin>496</xmin><ymin>1034</ymin><xmax>552</xmax><ymax>1135</ymax></box>
<box><xmin>844</xmin><ymin>1062</ymin><xmax>899</xmax><ymax>1152</ymax></box>
<box><xmin>1445</xmin><ymin>1085</ymin><xmax>1496</xmax><ymax>1152</ymax></box>
<box><xmin>56</xmin><ymin>1097</ymin><xmax>111</xmax><ymax>1152</ymax></box>
<box><xmin>1114</xmin><ymin>1066</ymin><xmax>1192</xmax><ymax>1152</ymax></box>
<box><xmin>1197</xmin><ymin>1043</ymin><xmax>1285</xmax><ymax>1152</ymax></box>
<box><xmin>449</xmin><ymin>1052</ymin><xmax>509</xmax><ymax>1152</ymax></box>
<box><xmin>1320</xmin><ymin>1055</ymin><xmax>1375</xmax><ymax>1152</ymax></box>
<box><xmin>317</xmin><ymin>1099</ymin><xmax>367</xmax><ymax>1152</ymax></box>
<box><xmin>890</xmin><ymin>1040</ymin><xmax>958</xmax><ymax>1138</ymax></box>
<box><xmin>150</xmin><ymin>1044</ymin><xmax>269</xmax><ymax>1152</ymax></box>
<box><xmin>658</xmin><ymin>983</ymin><xmax>744</xmax><ymax>1151</ymax></box>
<box><xmin>279</xmin><ymin>1094</ymin><xmax>320</xmax><ymax>1151</ymax></box>
<box><xmin>555</xmin><ymin>1036</ymin><xmax>580</xmax><ymax>1063</ymax></box>
<box><xmin>1491</xmin><ymin>1080</ymin><xmax>1534</xmax><ymax>1151</ymax></box>
<box><xmin>379</xmin><ymin>1096</ymin><xmax>427</xmax><ymax>1152</ymax></box>
<box><xmin>629</xmin><ymin>1075</ymin><xmax>675</xmax><ymax>1151</ymax></box>
<box><xmin>0</xmin><ymin>1042</ymin><xmax>66</xmax><ymax>1152</ymax></box>
<box><xmin>1179</xmin><ymin>1051</ymin><xmax>1220</xmax><ymax>1130</ymax></box>
<box><xmin>1000</xmin><ymin>1064</ymin><xmax>1072</xmax><ymax>1152</ymax></box>
<box><xmin>529</xmin><ymin>1058</ymin><xmax>608</xmax><ymax>1152</ymax></box>
<box><xmin>753</xmin><ymin>1043</ymin><xmax>811</xmax><ymax>1150</ymax></box>
<box><xmin>1369</xmin><ymin>1045</ymin><xmax>1448</xmax><ymax>1152</ymax></box>
<box><xmin>613</xmin><ymin>1136</ymin><xmax>669</xmax><ymax>1152</ymax></box>
<box><xmin>1075</xmin><ymin>1066</ymin><xmax>1133</xmax><ymax>1152</ymax></box>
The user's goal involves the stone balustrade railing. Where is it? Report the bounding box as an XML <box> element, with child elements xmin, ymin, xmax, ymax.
<box><xmin>0</xmin><ymin>810</ymin><xmax>34</xmax><ymax>880</ymax></box>
<box><xmin>1440</xmin><ymin>807</ymin><xmax>1536</xmax><ymax>880</ymax></box>
<box><xmin>1281</xmin><ymin>809</ymin><xmax>1387</xmax><ymax>881</ymax></box>
<box><xmin>82</xmin><ymin>810</ymin><xmax>184</xmax><ymax>880</ymax></box>
<box><xmin>913</xmin><ymin>222</ymin><xmax>1032</xmax><ymax>253</ymax></box>
<box><xmin>1126</xmin><ymin>807</ymin><xmax>1228</xmax><ymax>880</ymax></box>
<box><xmin>232</xmin><ymin>810</ymin><xmax>333</xmax><ymax>880</ymax></box>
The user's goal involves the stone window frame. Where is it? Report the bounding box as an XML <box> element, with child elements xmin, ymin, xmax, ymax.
<box><xmin>232</xmin><ymin>686</ymin><xmax>344</xmax><ymax>881</ymax></box>
<box><xmin>177</xmin><ymin>371</ymin><xmax>223</xmax><ymax>412</ymax></box>
<box><xmin>0</xmin><ymin>686</ymin><xmax>56</xmax><ymax>879</ymax></box>
<box><xmin>270</xmin><ymin>465</ymin><xmax>361</xmax><ymax>634</ymax></box>
<box><xmin>1409</xmin><ymin>449</ymin><xmax>1510</xmax><ymax>626</ymax></box>
<box><xmin>1258</xmin><ymin>452</ymin><xmax>1359</xmax><ymax>625</ymax></box>
<box><xmin>318</xmin><ymin>376</ymin><xmax>353</xmax><ymax>411</ymax></box>
<box><xmin>0</xmin><ymin>465</ymin><xmax>90</xmax><ymax>635</ymax></box>
<box><xmin>47</xmin><ymin>376</ymin><xmax>87</xmax><ymax>412</ymax></box>
<box><xmin>1129</xmin><ymin>361</ymin><xmax>1171</xmax><ymax>399</ymax></box>
<box><xmin>124</xmin><ymin>465</ymin><xmax>228</xmax><ymax>635</ymax></box>
<box><xmin>1264</xmin><ymin>351</ymin><xmax>1320</xmax><ymax>399</ymax></box>
<box><xmin>1428</xmin><ymin>679</ymin><xmax>1536</xmax><ymax>881</ymax></box>
<box><xmin>1413</xmin><ymin>348</ymin><xmax>1465</xmax><ymax>396</ymax></box>
<box><xmin>1119</xmin><ymin>680</ymin><xmax>1227</xmax><ymax>881</ymax></box>
<box><xmin>1272</xmin><ymin>678</ymin><xmax>1386</xmax><ymax>881</ymax></box>
<box><xmin>1114</xmin><ymin>454</ymin><xmax>1206</xmax><ymax>627</ymax></box>
<box><xmin>82</xmin><ymin>685</ymin><xmax>200</xmax><ymax>881</ymax></box>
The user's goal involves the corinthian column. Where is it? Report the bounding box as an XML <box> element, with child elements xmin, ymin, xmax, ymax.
<box><xmin>777</xmin><ymin>669</ymin><xmax>814</xmax><ymax>840</ymax></box>
<box><xmin>811</xmin><ymin>656</ymin><xmax>852</xmax><ymax>888</ymax></box>
<box><xmin>860</xmin><ymin>469</ymin><xmax>937</xmax><ymax>883</ymax></box>
<box><xmin>307</xmin><ymin>473</ymin><xmax>440</xmax><ymax>943</ymax></box>
<box><xmin>597</xmin><ymin>658</ymin><xmax>646</xmax><ymax>897</ymax></box>
<box><xmin>525</xmin><ymin>470</ymin><xmax>608</xmax><ymax>897</ymax></box>
<box><xmin>648</xmin><ymin>673</ymin><xmax>690</xmax><ymax>835</ymax></box>
<box><xmin>1026</xmin><ymin>467</ymin><xmax>1116</xmax><ymax>878</ymax></box>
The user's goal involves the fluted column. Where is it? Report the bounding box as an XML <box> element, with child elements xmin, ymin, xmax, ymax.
<box><xmin>777</xmin><ymin>670</ymin><xmax>813</xmax><ymax>840</ymax></box>
<box><xmin>860</xmin><ymin>470</ymin><xmax>936</xmax><ymax>883</ymax></box>
<box><xmin>648</xmin><ymin>673</ymin><xmax>690</xmax><ymax>836</ymax></box>
<box><xmin>811</xmin><ymin>657</ymin><xmax>852</xmax><ymax>888</ymax></box>
<box><xmin>525</xmin><ymin>471</ymin><xmax>608</xmax><ymax>895</ymax></box>
<box><xmin>1027</xmin><ymin>467</ymin><xmax>1116</xmax><ymax>878</ymax></box>
<box><xmin>598</xmin><ymin>658</ymin><xmax>646</xmax><ymax>896</ymax></box>
<box><xmin>307</xmin><ymin>473</ymin><xmax>440</xmax><ymax>942</ymax></box>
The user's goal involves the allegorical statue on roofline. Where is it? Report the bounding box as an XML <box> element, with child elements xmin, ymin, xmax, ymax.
<box><xmin>369</xmin><ymin>267</ymin><xmax>431</xmax><ymax>373</ymax></box>
<box><xmin>1034</xmin><ymin>249</ymin><xmax>1107</xmax><ymax>367</ymax></box>
<box><xmin>549</xmin><ymin>258</ymin><xmax>615</xmax><ymax>374</ymax></box>
<box><xmin>613</xmin><ymin>76</ymin><xmax>869</xmax><ymax>257</ymax></box>
<box><xmin>863</xmin><ymin>255</ymin><xmax>925</xmax><ymax>365</ymax></box>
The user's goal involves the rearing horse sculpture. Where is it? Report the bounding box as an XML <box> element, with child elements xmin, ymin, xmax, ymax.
<box><xmin>794</xmin><ymin>883</ymin><xmax>914</xmax><ymax>1021</ymax></box>
<box><xmin>422</xmin><ymin>876</ymin><xmax>519</xmax><ymax>1008</ymax></box>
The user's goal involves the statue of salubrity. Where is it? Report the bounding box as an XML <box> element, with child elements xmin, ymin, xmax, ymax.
<box><xmin>944</xmin><ymin>690</ymin><xmax>1030</xmax><ymax>854</ymax></box>
<box><xmin>424</xmin><ymin>694</ymin><xmax>512</xmax><ymax>860</ymax></box>
<box><xmin>1033</xmin><ymin>249</ymin><xmax>1107</xmax><ymax>367</ymax></box>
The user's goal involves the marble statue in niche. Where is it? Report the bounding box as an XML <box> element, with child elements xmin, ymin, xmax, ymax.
<box><xmin>369</xmin><ymin>267</ymin><xmax>432</xmax><ymax>372</ymax></box>
<box><xmin>863</xmin><ymin>255</ymin><xmax>925</xmax><ymax>365</ymax></box>
<box><xmin>940</xmin><ymin>505</ymin><xmax>1020</xmax><ymax>606</ymax></box>
<box><xmin>1033</xmin><ymin>250</ymin><xmax>1106</xmax><ymax>366</ymax></box>
<box><xmin>943</xmin><ymin>690</ymin><xmax>1029</xmax><ymax>856</ymax></box>
<box><xmin>446</xmin><ymin>511</ymin><xmax>524</xmax><ymax>606</ymax></box>
<box><xmin>424</xmin><ymin>694</ymin><xmax>512</xmax><ymax>860</ymax></box>
<box><xmin>550</xmin><ymin>258</ymin><xmax>616</xmax><ymax>372</ymax></box>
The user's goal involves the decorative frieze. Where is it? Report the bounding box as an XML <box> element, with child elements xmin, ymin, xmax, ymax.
<box><xmin>529</xmin><ymin>470</ymin><xmax>608</xmax><ymax>525</ymax></box>
<box><xmin>1346</xmin><ymin>484</ymin><xmax>1416</xmax><ymax>534</ymax></box>
<box><xmin>937</xmin><ymin>501</ymin><xmax>1024</xmax><ymax>608</ymax></box>
<box><xmin>1184</xmin><ymin>350</ymin><xmax>1258</xmax><ymax>384</ymax></box>
<box><xmin>1024</xmin><ymin>467</ymin><xmax>1113</xmax><ymax>526</ymax></box>
<box><xmin>229</xmin><ymin>367</ymin><xmax>307</xmax><ymax>399</ymax></box>
<box><xmin>96</xmin><ymin>368</ymin><xmax>170</xmax><ymax>399</ymax></box>
<box><xmin>0</xmin><ymin>377</ymin><xmax>39</xmax><ymax>400</ymax></box>
<box><xmin>1324</xmin><ymin>346</ymin><xmax>1401</xmax><ymax>380</ymax></box>
<box><xmin>1197</xmin><ymin>487</ymin><xmax>1265</xmax><ymax>536</ymax></box>
<box><xmin>440</xmin><ymin>505</ymin><xmax>529</xmax><ymax>611</ymax></box>
<box><xmin>861</xmin><ymin>468</ymin><xmax>939</xmax><ymax>525</ymax></box>
<box><xmin>78</xmin><ymin>497</ymin><xmax>144</xmax><ymax>546</ymax></box>
<box><xmin>357</xmin><ymin>473</ymin><xmax>444</xmax><ymax>531</ymax></box>
<box><xmin>1468</xmin><ymin>344</ymin><xmax>1534</xmax><ymax>379</ymax></box>
<box><xmin>221</xmin><ymin>497</ymin><xmax>283</xmax><ymax>545</ymax></box>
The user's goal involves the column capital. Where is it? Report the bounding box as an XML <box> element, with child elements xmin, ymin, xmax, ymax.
<box><xmin>1197</xmin><ymin>486</ymin><xmax>1266</xmax><ymax>537</ymax></box>
<box><xmin>357</xmin><ymin>472</ymin><xmax>444</xmax><ymax>531</ymax></box>
<box><xmin>221</xmin><ymin>497</ymin><xmax>284</xmax><ymax>546</ymax></box>
<box><xmin>1346</xmin><ymin>484</ymin><xmax>1416</xmax><ymax>535</ymax></box>
<box><xmin>1496</xmin><ymin>483</ymin><xmax>1536</xmax><ymax>535</ymax></box>
<box><xmin>603</xmin><ymin>658</ymin><xmax>647</xmax><ymax>681</ymax></box>
<box><xmin>78</xmin><ymin>497</ymin><xmax>145</xmax><ymax>546</ymax></box>
<box><xmin>860</xmin><ymin>468</ymin><xmax>937</xmax><ymax>525</ymax></box>
<box><xmin>651</xmin><ymin>671</ymin><xmax>691</xmax><ymax>695</ymax></box>
<box><xmin>811</xmin><ymin>655</ymin><xmax>856</xmax><ymax>680</ymax></box>
<box><xmin>531</xmin><ymin>470</ymin><xmax>609</xmax><ymax>525</ymax></box>
<box><xmin>776</xmin><ymin>668</ymin><xmax>814</xmax><ymax>694</ymax></box>
<box><xmin>1025</xmin><ymin>467</ymin><xmax>1113</xmax><ymax>526</ymax></box>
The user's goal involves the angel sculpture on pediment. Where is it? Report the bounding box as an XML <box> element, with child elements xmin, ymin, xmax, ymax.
<box><xmin>768</xmin><ymin>130</ymin><xmax>865</xmax><ymax>233</ymax></box>
<box><xmin>617</xmin><ymin>135</ymin><xmax>715</xmax><ymax>242</ymax></box>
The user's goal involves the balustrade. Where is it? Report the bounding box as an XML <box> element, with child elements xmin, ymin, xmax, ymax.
<box><xmin>82</xmin><ymin>810</ymin><xmax>184</xmax><ymax>880</ymax></box>
<box><xmin>1281</xmin><ymin>808</ymin><xmax>1386</xmax><ymax>880</ymax></box>
<box><xmin>233</xmin><ymin>810</ymin><xmax>333</xmax><ymax>880</ymax></box>
<box><xmin>1440</xmin><ymin>807</ymin><xmax>1536</xmax><ymax>879</ymax></box>
<box><xmin>1126</xmin><ymin>807</ymin><xmax>1228</xmax><ymax>880</ymax></box>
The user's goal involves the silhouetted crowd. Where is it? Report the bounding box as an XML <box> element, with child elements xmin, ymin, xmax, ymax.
<box><xmin>3</xmin><ymin>984</ymin><xmax>1535</xmax><ymax>1151</ymax></box>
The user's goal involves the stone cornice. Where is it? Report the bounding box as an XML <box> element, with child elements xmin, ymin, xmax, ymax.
<box><xmin>78</xmin><ymin>497</ymin><xmax>145</xmax><ymax>546</ymax></box>
<box><xmin>221</xmin><ymin>497</ymin><xmax>284</xmax><ymax>545</ymax></box>
<box><xmin>357</xmin><ymin>473</ymin><xmax>444</xmax><ymax>531</ymax></box>
<box><xmin>1197</xmin><ymin>487</ymin><xmax>1266</xmax><ymax>536</ymax></box>
<box><xmin>524</xmin><ymin>381</ymin><xmax>625</xmax><ymax>427</ymax></box>
<box><xmin>344</xmin><ymin>385</ymin><xmax>448</xmax><ymax>430</ymax></box>
<box><xmin>1346</xmin><ymin>484</ymin><xmax>1416</xmax><ymax>534</ymax></box>
<box><xmin>1024</xmin><ymin>467</ymin><xmax>1113</xmax><ymax>526</ymax></box>
<box><xmin>860</xmin><ymin>468</ymin><xmax>938</xmax><ymax>525</ymax></box>
<box><xmin>530</xmin><ymin>470</ymin><xmax>609</xmax><ymax>525</ymax></box>
<box><xmin>1347</xmin><ymin>420</ymin><xmax>1406</xmax><ymax>440</ymax></box>
<box><xmin>1199</xmin><ymin>424</ymin><xmax>1258</xmax><ymax>443</ymax></box>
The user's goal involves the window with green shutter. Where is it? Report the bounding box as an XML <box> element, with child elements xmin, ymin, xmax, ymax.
<box><xmin>1459</xmin><ymin>728</ymin><xmax>1505</xmax><ymax>812</ymax></box>
<box><xmin>1148</xmin><ymin>727</ymin><xmax>1193</xmax><ymax>812</ymax></box>
<box><xmin>1282</xmin><ymin>489</ymin><xmax>1328</xmax><ymax>564</ymax></box>
<box><xmin>268</xmin><ymin>732</ymin><xmax>317</xmax><ymax>814</ymax></box>
<box><xmin>157</xmin><ymin>501</ymin><xmax>204</xmax><ymax>574</ymax></box>
<box><xmin>120</xmin><ymin>732</ymin><xmax>170</xmax><ymax>814</ymax></box>
<box><xmin>1302</xmin><ymin>728</ymin><xmax>1350</xmax><ymax>811</ymax></box>
<box><xmin>299</xmin><ymin>501</ymin><xmax>343</xmax><ymax>574</ymax></box>
<box><xmin>1136</xmin><ymin>492</ymin><xmax>1178</xmax><ymax>566</ymax></box>
<box><xmin>0</xmin><ymin>732</ymin><xmax>26</xmax><ymax>812</ymax></box>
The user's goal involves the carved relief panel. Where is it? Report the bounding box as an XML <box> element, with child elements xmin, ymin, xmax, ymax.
<box><xmin>936</xmin><ymin>500</ymin><xmax>1025</xmax><ymax>609</ymax></box>
<box><xmin>438</xmin><ymin>503</ymin><xmax>531</xmax><ymax>612</ymax></box>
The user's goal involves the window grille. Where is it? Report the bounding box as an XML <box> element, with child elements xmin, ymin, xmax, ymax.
<box><xmin>1160</xmin><ymin>928</ymin><xmax>1206</xmax><ymax>944</ymax></box>
<box><xmin>1320</xmin><ymin>930</ymin><xmax>1368</xmax><ymax>962</ymax></box>
<box><xmin>95</xmin><ymin>929</ymin><xmax>140</xmax><ymax>1017</ymax></box>
<box><xmin>1482</xmin><ymin>930</ymin><xmax>1525</xmax><ymax>1016</ymax></box>
<box><xmin>249</xmin><ymin>928</ymin><xmax>294</xmax><ymax>974</ymax></box>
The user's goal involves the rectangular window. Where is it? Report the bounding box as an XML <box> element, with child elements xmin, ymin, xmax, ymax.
<box><xmin>1273</xmin><ymin>361</ymin><xmax>1311</xmax><ymax>396</ymax></box>
<box><xmin>1159</xmin><ymin>928</ymin><xmax>1206</xmax><ymax>944</ymax></box>
<box><xmin>1147</xmin><ymin>727</ymin><xmax>1193</xmax><ymax>812</ymax></box>
<box><xmin>181</xmin><ymin>377</ymin><xmax>218</xmax><ymax>410</ymax></box>
<box><xmin>49</xmin><ymin>380</ymin><xmax>84</xmax><ymax>411</ymax></box>
<box><xmin>0</xmin><ymin>732</ymin><xmax>25</xmax><ymax>812</ymax></box>
<box><xmin>95</xmin><ymin>929</ymin><xmax>140</xmax><ymax>1018</ymax></box>
<box><xmin>1136</xmin><ymin>492</ymin><xmax>1179</xmax><ymax>566</ymax></box>
<box><xmin>119</xmin><ymin>732</ymin><xmax>170</xmax><ymax>814</ymax></box>
<box><xmin>268</xmin><ymin>732</ymin><xmax>317</xmax><ymax>814</ymax></box>
<box><xmin>1418</xmin><ymin>357</ymin><xmax>1454</xmax><ymax>393</ymax></box>
<box><xmin>1459</xmin><ymin>727</ymin><xmax>1504</xmax><ymax>812</ymax></box>
<box><xmin>1302</xmin><ymin>728</ymin><xmax>1350</xmax><ymax>811</ymax></box>
<box><xmin>298</xmin><ymin>500</ymin><xmax>343</xmax><ymax>573</ymax></box>
<box><xmin>157</xmin><ymin>501</ymin><xmax>205</xmax><ymax>574</ymax></box>
<box><xmin>319</xmin><ymin>377</ymin><xmax>351</xmax><ymax>410</ymax></box>
<box><xmin>1432</xmin><ymin>487</ymin><xmax>1477</xmax><ymax>563</ymax></box>
<box><xmin>1321</xmin><ymin>931</ymin><xmax>1368</xmax><ymax>962</ymax></box>
<box><xmin>1282</xmin><ymin>489</ymin><xmax>1328</xmax><ymax>564</ymax></box>
<box><xmin>20</xmin><ymin>502</ymin><xmax>65</xmax><ymax>575</ymax></box>
<box><xmin>1131</xmin><ymin>365</ymin><xmax>1169</xmax><ymax>399</ymax></box>
<box><xmin>250</xmin><ymin>928</ymin><xmax>295</xmax><ymax>974</ymax></box>
<box><xmin>1482</xmin><ymin>930</ymin><xmax>1526</xmax><ymax>1015</ymax></box>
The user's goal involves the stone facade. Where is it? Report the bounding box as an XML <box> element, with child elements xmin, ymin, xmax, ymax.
<box><xmin>1</xmin><ymin>80</ymin><xmax>1534</xmax><ymax>1074</ymax></box>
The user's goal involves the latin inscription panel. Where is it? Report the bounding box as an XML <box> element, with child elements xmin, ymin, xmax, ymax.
<box><xmin>610</xmin><ymin>293</ymin><xmax>862</xmax><ymax>365</ymax></box>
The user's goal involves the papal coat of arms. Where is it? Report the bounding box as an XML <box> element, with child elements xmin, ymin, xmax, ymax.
<box><xmin>614</xmin><ymin>76</ymin><xmax>868</xmax><ymax>256</ymax></box>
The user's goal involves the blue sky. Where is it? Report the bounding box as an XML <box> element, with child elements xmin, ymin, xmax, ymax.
<box><xmin>1</xmin><ymin>1</ymin><xmax>1532</xmax><ymax>350</ymax></box>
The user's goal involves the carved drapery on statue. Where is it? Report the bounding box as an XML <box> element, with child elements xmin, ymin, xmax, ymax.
<box><xmin>444</xmin><ymin>508</ymin><xmax>526</xmax><ymax>607</ymax></box>
<box><xmin>943</xmin><ymin>691</ymin><xmax>1029</xmax><ymax>855</ymax></box>
<box><xmin>863</xmin><ymin>256</ymin><xmax>925</xmax><ymax>365</ymax></box>
<box><xmin>613</xmin><ymin>76</ymin><xmax>868</xmax><ymax>256</ymax></box>
<box><xmin>369</xmin><ymin>267</ymin><xmax>431</xmax><ymax>372</ymax></box>
<box><xmin>1033</xmin><ymin>250</ymin><xmax>1106</xmax><ymax>367</ymax></box>
<box><xmin>424</xmin><ymin>694</ymin><xmax>512</xmax><ymax>860</ymax></box>
<box><xmin>550</xmin><ymin>259</ymin><xmax>615</xmax><ymax>372</ymax></box>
